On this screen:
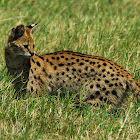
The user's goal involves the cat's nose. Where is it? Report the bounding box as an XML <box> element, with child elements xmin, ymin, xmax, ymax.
<box><xmin>30</xmin><ymin>52</ymin><xmax>34</xmax><ymax>56</ymax></box>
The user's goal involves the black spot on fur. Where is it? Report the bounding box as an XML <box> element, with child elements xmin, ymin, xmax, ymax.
<box><xmin>98</xmin><ymin>64</ymin><xmax>101</xmax><ymax>68</ymax></box>
<box><xmin>57</xmin><ymin>57</ymin><xmax>60</xmax><ymax>60</ymax></box>
<box><xmin>105</xmin><ymin>91</ymin><xmax>109</xmax><ymax>95</ymax></box>
<box><xmin>42</xmin><ymin>68</ymin><xmax>46</xmax><ymax>72</ymax></box>
<box><xmin>48</xmin><ymin>75</ymin><xmax>52</xmax><ymax>79</ymax></box>
<box><xmin>90</xmin><ymin>85</ymin><xmax>93</xmax><ymax>89</ymax></box>
<box><xmin>84</xmin><ymin>73</ymin><xmax>87</xmax><ymax>75</ymax></box>
<box><xmin>103</xmin><ymin>63</ymin><xmax>107</xmax><ymax>66</ymax></box>
<box><xmin>76</xmin><ymin>59</ymin><xmax>79</xmax><ymax>62</ymax></box>
<box><xmin>109</xmin><ymin>84</ymin><xmax>113</xmax><ymax>87</ymax></box>
<box><xmin>73</xmin><ymin>75</ymin><xmax>76</xmax><ymax>78</ymax></box>
<box><xmin>78</xmin><ymin>78</ymin><xmax>81</xmax><ymax>82</ymax></box>
<box><xmin>111</xmin><ymin>74</ymin><xmax>114</xmax><ymax>77</ymax></box>
<box><xmin>69</xmin><ymin>77</ymin><xmax>72</xmax><ymax>80</ymax></box>
<box><xmin>90</xmin><ymin>62</ymin><xmax>95</xmax><ymax>65</ymax></box>
<box><xmin>79</xmin><ymin>62</ymin><xmax>84</xmax><ymax>65</ymax></box>
<box><xmin>39</xmin><ymin>56</ymin><xmax>44</xmax><ymax>60</ymax></box>
<box><xmin>32</xmin><ymin>58</ymin><xmax>35</xmax><ymax>63</ymax></box>
<box><xmin>87</xmin><ymin>56</ymin><xmax>91</xmax><ymax>58</ymax></box>
<box><xmin>78</xmin><ymin>69</ymin><xmax>81</xmax><ymax>73</ymax></box>
<box><xmin>107</xmin><ymin>71</ymin><xmax>110</xmax><ymax>74</ymax></box>
<box><xmin>71</xmin><ymin>62</ymin><xmax>75</xmax><ymax>65</ymax></box>
<box><xmin>38</xmin><ymin>76</ymin><xmax>44</xmax><ymax>84</ymax></box>
<box><xmin>104</xmin><ymin>98</ymin><xmax>107</xmax><ymax>102</ymax></box>
<box><xmin>56</xmin><ymin>78</ymin><xmax>59</xmax><ymax>81</ymax></box>
<box><xmin>112</xmin><ymin>90</ymin><xmax>118</xmax><ymax>97</ymax></box>
<box><xmin>95</xmin><ymin>91</ymin><xmax>100</xmax><ymax>95</ymax></box>
<box><xmin>66</xmin><ymin>68</ymin><xmax>69</xmax><ymax>71</ymax></box>
<box><xmin>34</xmin><ymin>75</ymin><xmax>37</xmax><ymax>79</ymax></box>
<box><xmin>102</xmin><ymin>69</ymin><xmax>105</xmax><ymax>72</ymax></box>
<box><xmin>42</xmin><ymin>68</ymin><xmax>47</xmax><ymax>76</ymax></box>
<box><xmin>90</xmin><ymin>95</ymin><xmax>94</xmax><ymax>99</ymax></box>
<box><xmin>99</xmin><ymin>96</ymin><xmax>103</xmax><ymax>101</ymax></box>
<box><xmin>102</xmin><ymin>87</ymin><xmax>106</xmax><ymax>91</ymax></box>
<box><xmin>58</xmin><ymin>63</ymin><xmax>64</xmax><ymax>66</ymax></box>
<box><xmin>61</xmin><ymin>56</ymin><xmax>64</xmax><ymax>58</ymax></box>
<box><xmin>98</xmin><ymin>58</ymin><xmax>105</xmax><ymax>61</ymax></box>
<box><xmin>119</xmin><ymin>82</ymin><xmax>123</xmax><ymax>87</ymax></box>
<box><xmin>61</xmin><ymin>72</ymin><xmax>65</xmax><ymax>75</ymax></box>
<box><xmin>50</xmin><ymin>62</ymin><xmax>53</xmax><ymax>65</ymax></box>
<box><xmin>105</xmin><ymin>80</ymin><xmax>109</xmax><ymax>83</ymax></box>
<box><xmin>31</xmin><ymin>87</ymin><xmax>33</xmax><ymax>92</ymax></box>
<box><xmin>36</xmin><ymin>90</ymin><xmax>38</xmax><ymax>94</ymax></box>
<box><xmin>31</xmin><ymin>69</ymin><xmax>33</xmax><ymax>73</ymax></box>
<box><xmin>72</xmin><ymin>68</ymin><xmax>76</xmax><ymax>71</ymax></box>
<box><xmin>85</xmin><ymin>60</ymin><xmax>89</xmax><ymax>62</ymax></box>
<box><xmin>54</xmin><ymin>66</ymin><xmax>57</xmax><ymax>70</ymax></box>
<box><xmin>97</xmin><ymin>78</ymin><xmax>101</xmax><ymax>81</ymax></box>
<box><xmin>96</xmin><ymin>84</ymin><xmax>100</xmax><ymax>88</ymax></box>
<box><xmin>51</xmin><ymin>57</ymin><xmax>55</xmax><ymax>60</ymax></box>
<box><xmin>85</xmin><ymin>66</ymin><xmax>88</xmax><ymax>71</ymax></box>
<box><xmin>115</xmin><ymin>83</ymin><xmax>118</xmax><ymax>86</ymax></box>
<box><xmin>90</xmin><ymin>68</ymin><xmax>94</xmax><ymax>72</ymax></box>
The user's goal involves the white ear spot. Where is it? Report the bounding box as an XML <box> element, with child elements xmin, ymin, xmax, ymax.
<box><xmin>26</xmin><ymin>23</ymin><xmax>39</xmax><ymax>32</ymax></box>
<box><xmin>31</xmin><ymin>24</ymin><xmax>36</xmax><ymax>27</ymax></box>
<box><xmin>31</xmin><ymin>23</ymin><xmax>39</xmax><ymax>27</ymax></box>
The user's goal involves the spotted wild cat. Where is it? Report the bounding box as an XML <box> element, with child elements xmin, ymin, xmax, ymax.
<box><xmin>5</xmin><ymin>24</ymin><xmax>140</xmax><ymax>107</ymax></box>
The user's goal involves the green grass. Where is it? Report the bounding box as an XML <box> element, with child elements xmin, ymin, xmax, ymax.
<box><xmin>0</xmin><ymin>0</ymin><xmax>140</xmax><ymax>139</ymax></box>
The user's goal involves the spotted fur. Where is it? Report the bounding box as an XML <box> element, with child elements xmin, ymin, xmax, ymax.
<box><xmin>5</xmin><ymin>24</ymin><xmax>140</xmax><ymax>107</ymax></box>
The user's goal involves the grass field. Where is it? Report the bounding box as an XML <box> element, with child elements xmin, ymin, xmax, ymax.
<box><xmin>0</xmin><ymin>0</ymin><xmax>140</xmax><ymax>139</ymax></box>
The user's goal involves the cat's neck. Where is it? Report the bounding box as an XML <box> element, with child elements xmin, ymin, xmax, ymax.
<box><xmin>5</xmin><ymin>47</ymin><xmax>30</xmax><ymax>75</ymax></box>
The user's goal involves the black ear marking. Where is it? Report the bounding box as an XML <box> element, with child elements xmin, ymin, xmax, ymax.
<box><xmin>14</xmin><ymin>25</ymin><xmax>25</xmax><ymax>40</ymax></box>
<box><xmin>26</xmin><ymin>23</ymin><xmax>39</xmax><ymax>29</ymax></box>
<box><xmin>26</xmin><ymin>23</ymin><xmax>39</xmax><ymax>33</ymax></box>
<box><xmin>8</xmin><ymin>25</ymin><xmax>25</xmax><ymax>42</ymax></box>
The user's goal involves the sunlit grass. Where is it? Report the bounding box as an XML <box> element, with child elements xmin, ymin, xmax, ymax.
<box><xmin>0</xmin><ymin>0</ymin><xmax>139</xmax><ymax>139</ymax></box>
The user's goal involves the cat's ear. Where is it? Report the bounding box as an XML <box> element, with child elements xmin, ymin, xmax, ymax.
<box><xmin>26</xmin><ymin>23</ymin><xmax>39</xmax><ymax>33</ymax></box>
<box><xmin>8</xmin><ymin>24</ymin><xmax>25</xmax><ymax>42</ymax></box>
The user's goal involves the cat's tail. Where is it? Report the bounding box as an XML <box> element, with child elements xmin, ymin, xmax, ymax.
<box><xmin>127</xmin><ymin>76</ymin><xmax>140</xmax><ymax>100</ymax></box>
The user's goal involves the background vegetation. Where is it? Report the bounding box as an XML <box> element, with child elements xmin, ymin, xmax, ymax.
<box><xmin>0</xmin><ymin>0</ymin><xmax>139</xmax><ymax>139</ymax></box>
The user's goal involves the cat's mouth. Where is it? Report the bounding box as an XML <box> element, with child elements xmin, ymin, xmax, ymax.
<box><xmin>18</xmin><ymin>51</ymin><xmax>34</xmax><ymax>57</ymax></box>
<box><xmin>18</xmin><ymin>52</ymin><xmax>32</xmax><ymax>57</ymax></box>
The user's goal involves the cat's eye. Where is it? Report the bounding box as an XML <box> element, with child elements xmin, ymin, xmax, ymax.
<box><xmin>24</xmin><ymin>45</ymin><xmax>30</xmax><ymax>51</ymax></box>
<box><xmin>24</xmin><ymin>45</ymin><xmax>28</xmax><ymax>49</ymax></box>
